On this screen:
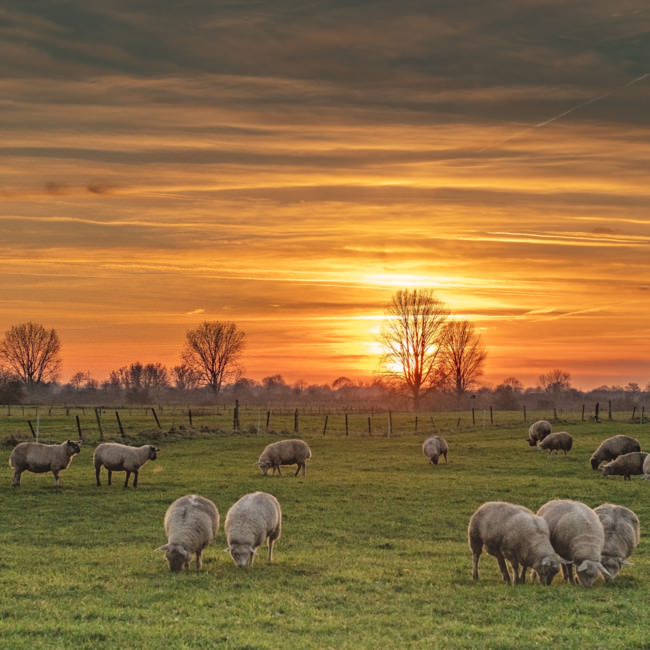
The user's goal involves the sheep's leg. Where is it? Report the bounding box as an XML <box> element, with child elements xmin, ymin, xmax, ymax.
<box><xmin>518</xmin><ymin>566</ymin><xmax>527</xmax><ymax>584</ymax></box>
<box><xmin>274</xmin><ymin>466</ymin><xmax>282</xmax><ymax>476</ymax></box>
<box><xmin>52</xmin><ymin>470</ymin><xmax>61</xmax><ymax>488</ymax></box>
<box><xmin>195</xmin><ymin>550</ymin><xmax>203</xmax><ymax>571</ymax></box>
<box><xmin>443</xmin><ymin>452</ymin><xmax>448</xmax><ymax>464</ymax></box>
<box><xmin>295</xmin><ymin>463</ymin><xmax>303</xmax><ymax>477</ymax></box>
<box><xmin>471</xmin><ymin>551</ymin><xmax>481</xmax><ymax>580</ymax></box>
<box><xmin>124</xmin><ymin>471</ymin><xmax>131</xmax><ymax>488</ymax></box>
<box><xmin>107</xmin><ymin>469</ymin><xmax>112</xmax><ymax>486</ymax></box>
<box><xmin>496</xmin><ymin>555</ymin><xmax>512</xmax><ymax>584</ymax></box>
<box><xmin>11</xmin><ymin>469</ymin><xmax>22</xmax><ymax>487</ymax></box>
<box><xmin>132</xmin><ymin>471</ymin><xmax>139</xmax><ymax>488</ymax></box>
<box><xmin>95</xmin><ymin>465</ymin><xmax>102</xmax><ymax>486</ymax></box>
<box><xmin>268</xmin><ymin>538</ymin><xmax>274</xmax><ymax>563</ymax></box>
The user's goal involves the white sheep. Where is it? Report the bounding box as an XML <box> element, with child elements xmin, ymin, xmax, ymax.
<box><xmin>257</xmin><ymin>439</ymin><xmax>311</xmax><ymax>477</ymax></box>
<box><xmin>593</xmin><ymin>503</ymin><xmax>640</xmax><ymax>579</ymax></box>
<box><xmin>643</xmin><ymin>454</ymin><xmax>650</xmax><ymax>480</ymax></box>
<box><xmin>600</xmin><ymin>451</ymin><xmax>649</xmax><ymax>481</ymax></box>
<box><xmin>537</xmin><ymin>499</ymin><xmax>610</xmax><ymax>587</ymax></box>
<box><xmin>93</xmin><ymin>442</ymin><xmax>160</xmax><ymax>487</ymax></box>
<box><xmin>225</xmin><ymin>491</ymin><xmax>282</xmax><ymax>567</ymax></box>
<box><xmin>590</xmin><ymin>435</ymin><xmax>641</xmax><ymax>470</ymax></box>
<box><xmin>537</xmin><ymin>432</ymin><xmax>573</xmax><ymax>456</ymax></box>
<box><xmin>9</xmin><ymin>439</ymin><xmax>81</xmax><ymax>487</ymax></box>
<box><xmin>467</xmin><ymin>501</ymin><xmax>561</xmax><ymax>586</ymax></box>
<box><xmin>527</xmin><ymin>420</ymin><xmax>552</xmax><ymax>447</ymax></box>
<box><xmin>157</xmin><ymin>494</ymin><xmax>219</xmax><ymax>572</ymax></box>
<box><xmin>422</xmin><ymin>435</ymin><xmax>448</xmax><ymax>465</ymax></box>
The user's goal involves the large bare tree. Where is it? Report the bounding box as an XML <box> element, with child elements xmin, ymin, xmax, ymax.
<box><xmin>0</xmin><ymin>322</ymin><xmax>62</xmax><ymax>386</ymax></box>
<box><xmin>182</xmin><ymin>321</ymin><xmax>245</xmax><ymax>394</ymax></box>
<box><xmin>379</xmin><ymin>288</ymin><xmax>448</xmax><ymax>409</ymax></box>
<box><xmin>438</xmin><ymin>319</ymin><xmax>487</xmax><ymax>396</ymax></box>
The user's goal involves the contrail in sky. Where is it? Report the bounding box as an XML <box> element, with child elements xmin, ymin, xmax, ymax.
<box><xmin>534</xmin><ymin>72</ymin><xmax>649</xmax><ymax>128</ymax></box>
<box><xmin>484</xmin><ymin>72</ymin><xmax>649</xmax><ymax>149</ymax></box>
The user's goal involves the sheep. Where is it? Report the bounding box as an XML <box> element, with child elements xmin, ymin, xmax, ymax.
<box><xmin>644</xmin><ymin>454</ymin><xmax>650</xmax><ymax>480</ymax></box>
<box><xmin>9</xmin><ymin>439</ymin><xmax>81</xmax><ymax>487</ymax></box>
<box><xmin>156</xmin><ymin>494</ymin><xmax>219</xmax><ymax>572</ymax></box>
<box><xmin>422</xmin><ymin>435</ymin><xmax>448</xmax><ymax>465</ymax></box>
<box><xmin>93</xmin><ymin>442</ymin><xmax>160</xmax><ymax>488</ymax></box>
<box><xmin>467</xmin><ymin>501</ymin><xmax>561</xmax><ymax>586</ymax></box>
<box><xmin>537</xmin><ymin>432</ymin><xmax>573</xmax><ymax>456</ymax></box>
<box><xmin>536</xmin><ymin>499</ymin><xmax>610</xmax><ymax>587</ymax></box>
<box><xmin>593</xmin><ymin>503</ymin><xmax>640</xmax><ymax>579</ymax></box>
<box><xmin>257</xmin><ymin>438</ymin><xmax>311</xmax><ymax>477</ymax></box>
<box><xmin>527</xmin><ymin>420</ymin><xmax>552</xmax><ymax>447</ymax></box>
<box><xmin>600</xmin><ymin>451</ymin><xmax>649</xmax><ymax>481</ymax></box>
<box><xmin>225</xmin><ymin>491</ymin><xmax>282</xmax><ymax>567</ymax></box>
<box><xmin>590</xmin><ymin>435</ymin><xmax>641</xmax><ymax>469</ymax></box>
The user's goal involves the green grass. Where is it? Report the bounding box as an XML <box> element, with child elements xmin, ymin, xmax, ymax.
<box><xmin>1</xmin><ymin>416</ymin><xmax>649</xmax><ymax>648</ymax></box>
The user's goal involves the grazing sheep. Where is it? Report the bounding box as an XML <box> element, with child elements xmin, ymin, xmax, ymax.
<box><xmin>643</xmin><ymin>454</ymin><xmax>650</xmax><ymax>480</ymax></box>
<box><xmin>225</xmin><ymin>491</ymin><xmax>282</xmax><ymax>568</ymax></box>
<box><xmin>467</xmin><ymin>501</ymin><xmax>560</xmax><ymax>586</ymax></box>
<box><xmin>93</xmin><ymin>442</ymin><xmax>160</xmax><ymax>488</ymax></box>
<box><xmin>537</xmin><ymin>499</ymin><xmax>609</xmax><ymax>587</ymax></box>
<box><xmin>157</xmin><ymin>494</ymin><xmax>219</xmax><ymax>572</ymax></box>
<box><xmin>590</xmin><ymin>435</ymin><xmax>641</xmax><ymax>470</ymax></box>
<box><xmin>600</xmin><ymin>451</ymin><xmax>649</xmax><ymax>481</ymax></box>
<box><xmin>527</xmin><ymin>420</ymin><xmax>552</xmax><ymax>447</ymax></box>
<box><xmin>593</xmin><ymin>503</ymin><xmax>640</xmax><ymax>579</ymax></box>
<box><xmin>9</xmin><ymin>439</ymin><xmax>81</xmax><ymax>487</ymax></box>
<box><xmin>538</xmin><ymin>432</ymin><xmax>573</xmax><ymax>456</ymax></box>
<box><xmin>422</xmin><ymin>435</ymin><xmax>448</xmax><ymax>465</ymax></box>
<box><xmin>257</xmin><ymin>439</ymin><xmax>311</xmax><ymax>477</ymax></box>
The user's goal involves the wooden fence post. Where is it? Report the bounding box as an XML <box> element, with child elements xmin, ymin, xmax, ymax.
<box><xmin>345</xmin><ymin>413</ymin><xmax>349</xmax><ymax>436</ymax></box>
<box><xmin>387</xmin><ymin>411</ymin><xmax>392</xmax><ymax>438</ymax></box>
<box><xmin>152</xmin><ymin>407</ymin><xmax>161</xmax><ymax>429</ymax></box>
<box><xmin>115</xmin><ymin>410</ymin><xmax>125</xmax><ymax>437</ymax></box>
<box><xmin>233</xmin><ymin>400</ymin><xmax>240</xmax><ymax>432</ymax></box>
<box><xmin>490</xmin><ymin>406</ymin><xmax>494</xmax><ymax>425</ymax></box>
<box><xmin>594</xmin><ymin>402</ymin><xmax>600</xmax><ymax>423</ymax></box>
<box><xmin>368</xmin><ymin>416</ymin><xmax>372</xmax><ymax>436</ymax></box>
<box><xmin>95</xmin><ymin>408</ymin><xmax>104</xmax><ymax>440</ymax></box>
<box><xmin>523</xmin><ymin>405</ymin><xmax>526</xmax><ymax>422</ymax></box>
<box><xmin>27</xmin><ymin>420</ymin><xmax>36</xmax><ymax>438</ymax></box>
<box><xmin>608</xmin><ymin>400</ymin><xmax>612</xmax><ymax>420</ymax></box>
<box><xmin>188</xmin><ymin>409</ymin><xmax>193</xmax><ymax>428</ymax></box>
<box><xmin>322</xmin><ymin>414</ymin><xmax>328</xmax><ymax>436</ymax></box>
<box><xmin>75</xmin><ymin>415</ymin><xmax>83</xmax><ymax>440</ymax></box>
<box><xmin>294</xmin><ymin>408</ymin><xmax>299</xmax><ymax>433</ymax></box>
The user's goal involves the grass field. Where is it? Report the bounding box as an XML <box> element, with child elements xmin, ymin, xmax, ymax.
<box><xmin>1</xmin><ymin>411</ymin><xmax>649</xmax><ymax>649</ymax></box>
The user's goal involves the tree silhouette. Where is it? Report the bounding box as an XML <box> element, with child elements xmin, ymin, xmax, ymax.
<box><xmin>182</xmin><ymin>321</ymin><xmax>245</xmax><ymax>394</ymax></box>
<box><xmin>0</xmin><ymin>322</ymin><xmax>61</xmax><ymax>386</ymax></box>
<box><xmin>439</xmin><ymin>319</ymin><xmax>487</xmax><ymax>397</ymax></box>
<box><xmin>379</xmin><ymin>288</ymin><xmax>448</xmax><ymax>409</ymax></box>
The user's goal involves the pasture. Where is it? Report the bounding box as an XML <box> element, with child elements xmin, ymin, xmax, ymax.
<box><xmin>1</xmin><ymin>411</ymin><xmax>649</xmax><ymax>649</ymax></box>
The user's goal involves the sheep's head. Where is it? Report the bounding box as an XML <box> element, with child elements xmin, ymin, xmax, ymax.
<box><xmin>535</xmin><ymin>556</ymin><xmax>560</xmax><ymax>586</ymax></box>
<box><xmin>227</xmin><ymin>544</ymin><xmax>256</xmax><ymax>568</ymax></box>
<box><xmin>258</xmin><ymin>459</ymin><xmax>273</xmax><ymax>476</ymax></box>
<box><xmin>157</xmin><ymin>543</ymin><xmax>190</xmax><ymax>572</ymax></box>
<box><xmin>576</xmin><ymin>560</ymin><xmax>610</xmax><ymax>587</ymax></box>
<box><xmin>590</xmin><ymin>456</ymin><xmax>600</xmax><ymax>470</ymax></box>
<box><xmin>148</xmin><ymin>446</ymin><xmax>160</xmax><ymax>460</ymax></box>
<box><xmin>66</xmin><ymin>440</ymin><xmax>82</xmax><ymax>456</ymax></box>
<box><xmin>600</xmin><ymin>555</ymin><xmax>630</xmax><ymax>580</ymax></box>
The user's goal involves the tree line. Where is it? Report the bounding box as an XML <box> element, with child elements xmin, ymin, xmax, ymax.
<box><xmin>1</xmin><ymin>289</ymin><xmax>648</xmax><ymax>409</ymax></box>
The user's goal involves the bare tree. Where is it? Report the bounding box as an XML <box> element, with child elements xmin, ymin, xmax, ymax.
<box><xmin>172</xmin><ymin>364</ymin><xmax>201</xmax><ymax>391</ymax></box>
<box><xmin>0</xmin><ymin>322</ymin><xmax>62</xmax><ymax>386</ymax></box>
<box><xmin>379</xmin><ymin>288</ymin><xmax>448</xmax><ymax>409</ymax></box>
<box><xmin>438</xmin><ymin>319</ymin><xmax>487</xmax><ymax>397</ymax></box>
<box><xmin>182</xmin><ymin>321</ymin><xmax>245</xmax><ymax>395</ymax></box>
<box><xmin>539</xmin><ymin>368</ymin><xmax>571</xmax><ymax>394</ymax></box>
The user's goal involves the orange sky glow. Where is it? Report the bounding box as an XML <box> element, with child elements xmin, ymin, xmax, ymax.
<box><xmin>1</xmin><ymin>3</ymin><xmax>649</xmax><ymax>391</ymax></box>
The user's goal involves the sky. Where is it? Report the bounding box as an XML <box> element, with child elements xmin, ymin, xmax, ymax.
<box><xmin>1</xmin><ymin>1</ymin><xmax>649</xmax><ymax>390</ymax></box>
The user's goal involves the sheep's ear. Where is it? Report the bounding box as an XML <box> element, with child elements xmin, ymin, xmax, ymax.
<box><xmin>597</xmin><ymin>563</ymin><xmax>612</xmax><ymax>578</ymax></box>
<box><xmin>156</xmin><ymin>544</ymin><xmax>169</xmax><ymax>552</ymax></box>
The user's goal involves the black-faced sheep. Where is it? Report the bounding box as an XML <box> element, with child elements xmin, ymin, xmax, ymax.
<box><xmin>590</xmin><ymin>435</ymin><xmax>641</xmax><ymax>470</ymax></box>
<box><xmin>593</xmin><ymin>503</ymin><xmax>640</xmax><ymax>579</ymax></box>
<box><xmin>257</xmin><ymin>439</ymin><xmax>311</xmax><ymax>477</ymax></box>
<box><xmin>527</xmin><ymin>420</ymin><xmax>552</xmax><ymax>447</ymax></box>
<box><xmin>538</xmin><ymin>432</ymin><xmax>573</xmax><ymax>456</ymax></box>
<box><xmin>225</xmin><ymin>491</ymin><xmax>282</xmax><ymax>567</ymax></box>
<box><xmin>643</xmin><ymin>454</ymin><xmax>650</xmax><ymax>480</ymax></box>
<box><xmin>93</xmin><ymin>442</ymin><xmax>160</xmax><ymax>488</ymax></box>
<box><xmin>422</xmin><ymin>435</ymin><xmax>448</xmax><ymax>465</ymax></box>
<box><xmin>9</xmin><ymin>439</ymin><xmax>81</xmax><ymax>487</ymax></box>
<box><xmin>537</xmin><ymin>499</ymin><xmax>610</xmax><ymax>587</ymax></box>
<box><xmin>467</xmin><ymin>501</ymin><xmax>560</xmax><ymax>586</ymax></box>
<box><xmin>600</xmin><ymin>451</ymin><xmax>649</xmax><ymax>481</ymax></box>
<box><xmin>157</xmin><ymin>494</ymin><xmax>219</xmax><ymax>572</ymax></box>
